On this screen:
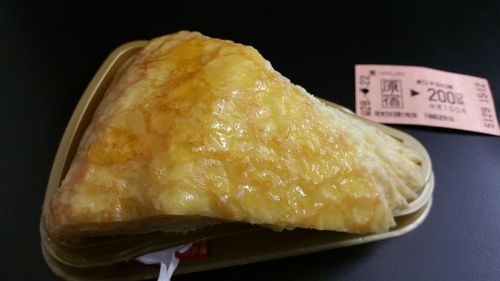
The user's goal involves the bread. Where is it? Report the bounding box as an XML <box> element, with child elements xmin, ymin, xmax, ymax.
<box><xmin>46</xmin><ymin>31</ymin><xmax>424</xmax><ymax>243</ymax></box>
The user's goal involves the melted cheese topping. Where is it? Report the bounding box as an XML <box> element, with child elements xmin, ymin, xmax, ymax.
<box><xmin>49</xmin><ymin>31</ymin><xmax>424</xmax><ymax>236</ymax></box>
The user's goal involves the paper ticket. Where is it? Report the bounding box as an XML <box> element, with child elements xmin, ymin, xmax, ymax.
<box><xmin>355</xmin><ymin>65</ymin><xmax>500</xmax><ymax>136</ymax></box>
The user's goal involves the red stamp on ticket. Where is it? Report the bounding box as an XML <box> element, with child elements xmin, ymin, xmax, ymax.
<box><xmin>355</xmin><ymin>65</ymin><xmax>500</xmax><ymax>136</ymax></box>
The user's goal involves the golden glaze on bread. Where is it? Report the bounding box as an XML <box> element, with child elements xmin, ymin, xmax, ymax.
<box><xmin>47</xmin><ymin>31</ymin><xmax>424</xmax><ymax>240</ymax></box>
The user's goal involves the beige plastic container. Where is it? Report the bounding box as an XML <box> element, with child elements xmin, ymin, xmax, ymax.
<box><xmin>41</xmin><ymin>41</ymin><xmax>434</xmax><ymax>281</ymax></box>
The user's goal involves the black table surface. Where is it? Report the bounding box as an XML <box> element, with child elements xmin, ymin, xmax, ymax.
<box><xmin>2</xmin><ymin>2</ymin><xmax>500</xmax><ymax>280</ymax></box>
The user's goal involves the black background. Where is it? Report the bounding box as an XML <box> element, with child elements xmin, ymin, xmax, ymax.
<box><xmin>2</xmin><ymin>1</ymin><xmax>500</xmax><ymax>280</ymax></box>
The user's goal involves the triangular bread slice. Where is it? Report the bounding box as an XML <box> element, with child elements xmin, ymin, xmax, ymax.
<box><xmin>46</xmin><ymin>31</ymin><xmax>424</xmax><ymax>242</ymax></box>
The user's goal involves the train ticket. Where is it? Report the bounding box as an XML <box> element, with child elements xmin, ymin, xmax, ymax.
<box><xmin>355</xmin><ymin>65</ymin><xmax>500</xmax><ymax>136</ymax></box>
